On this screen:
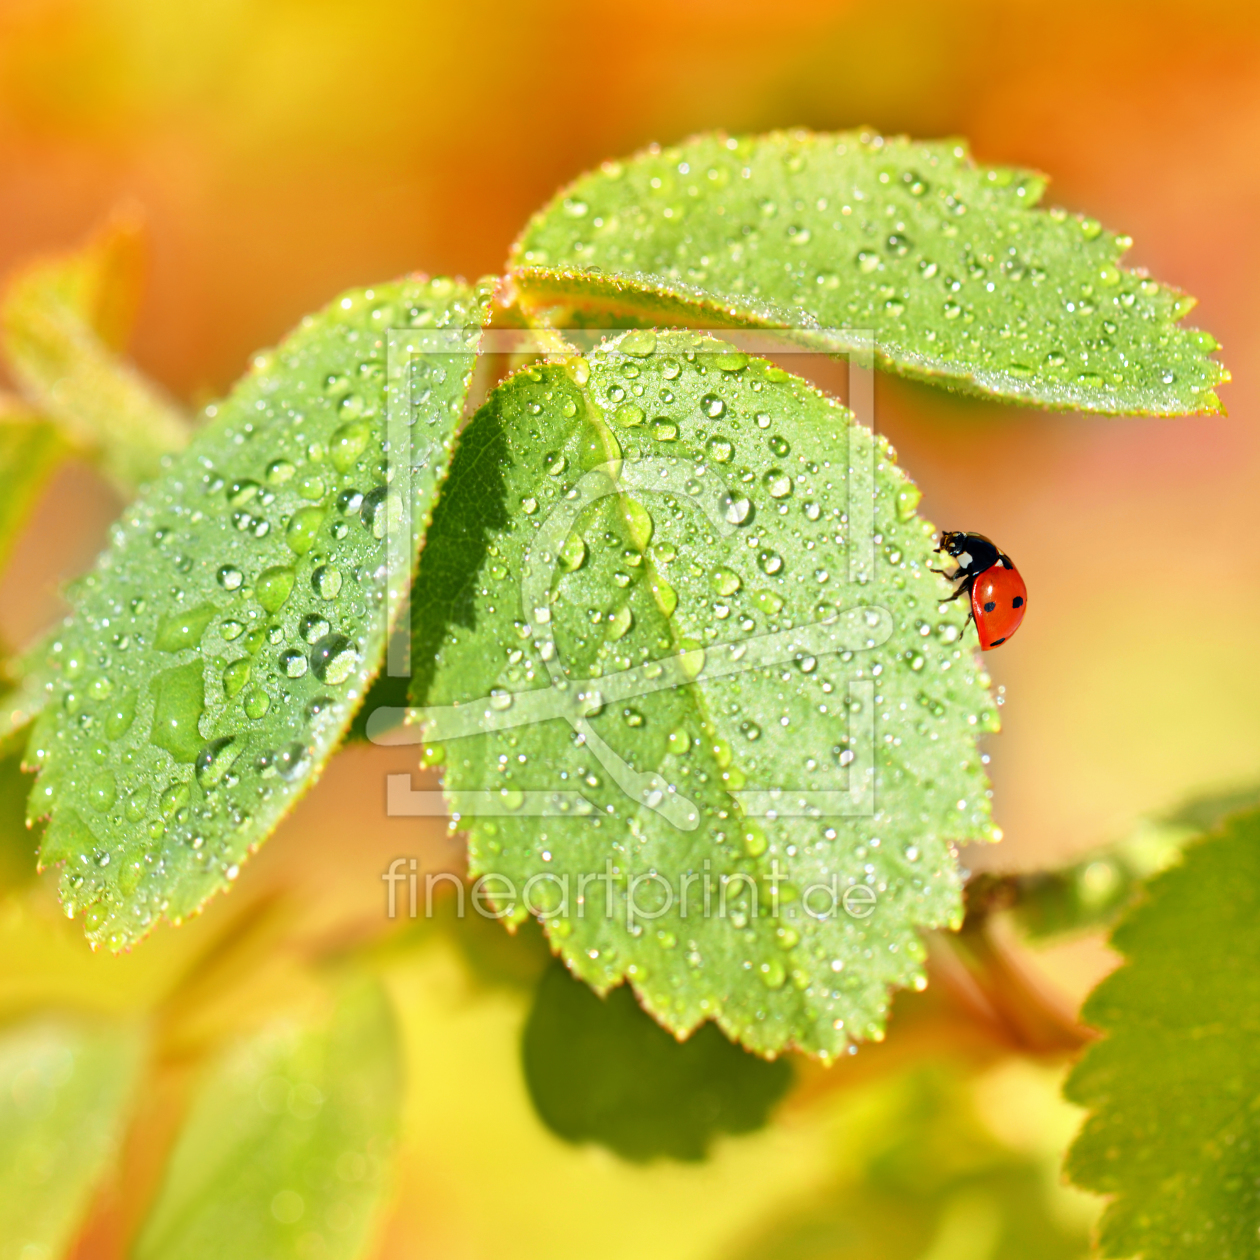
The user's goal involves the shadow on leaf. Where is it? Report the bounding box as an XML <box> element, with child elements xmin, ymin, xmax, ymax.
<box><xmin>522</xmin><ymin>959</ymin><xmax>792</xmax><ymax>1162</ymax></box>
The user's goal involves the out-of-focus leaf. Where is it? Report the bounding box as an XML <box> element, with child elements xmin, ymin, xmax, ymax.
<box><xmin>0</xmin><ymin>747</ymin><xmax>40</xmax><ymax>893</ymax></box>
<box><xmin>0</xmin><ymin>213</ymin><xmax>190</xmax><ymax>490</ymax></box>
<box><xmin>1065</xmin><ymin>809</ymin><xmax>1260</xmax><ymax>1260</ymax></box>
<box><xmin>512</xmin><ymin>131</ymin><xmax>1226</xmax><ymax>415</ymax></box>
<box><xmin>1001</xmin><ymin>778</ymin><xmax>1260</xmax><ymax>940</ymax></box>
<box><xmin>410</xmin><ymin>329</ymin><xmax>998</xmax><ymax>1059</ymax></box>
<box><xmin>27</xmin><ymin>278</ymin><xmax>490</xmax><ymax>951</ymax></box>
<box><xmin>0</xmin><ymin>402</ymin><xmax>66</xmax><ymax>575</ymax></box>
<box><xmin>0</xmin><ymin>634</ymin><xmax>58</xmax><ymax>755</ymax></box>
<box><xmin>134</xmin><ymin>977</ymin><xmax>401</xmax><ymax>1260</ymax></box>
<box><xmin>0</xmin><ymin>1016</ymin><xmax>144</xmax><ymax>1260</ymax></box>
<box><xmin>740</xmin><ymin>1068</ymin><xmax>1090</xmax><ymax>1260</ymax></box>
<box><xmin>523</xmin><ymin>958</ymin><xmax>792</xmax><ymax>1161</ymax></box>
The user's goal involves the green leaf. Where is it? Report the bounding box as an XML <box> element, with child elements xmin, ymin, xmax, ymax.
<box><xmin>0</xmin><ymin>1017</ymin><xmax>144</xmax><ymax>1260</ymax></box>
<box><xmin>523</xmin><ymin>957</ymin><xmax>792</xmax><ymax>1160</ymax></box>
<box><xmin>0</xmin><ymin>214</ymin><xmax>192</xmax><ymax>490</ymax></box>
<box><xmin>27</xmin><ymin>277</ymin><xmax>490</xmax><ymax>950</ymax></box>
<box><xmin>410</xmin><ymin>330</ymin><xmax>997</xmax><ymax>1059</ymax></box>
<box><xmin>0</xmin><ymin>745</ymin><xmax>40</xmax><ymax>893</ymax></box>
<box><xmin>135</xmin><ymin>976</ymin><xmax>400</xmax><ymax>1260</ymax></box>
<box><xmin>512</xmin><ymin>130</ymin><xmax>1225</xmax><ymax>415</ymax></box>
<box><xmin>1064</xmin><ymin>808</ymin><xmax>1260</xmax><ymax>1259</ymax></box>
<box><xmin>739</xmin><ymin>1068</ymin><xmax>1090</xmax><ymax>1260</ymax></box>
<box><xmin>0</xmin><ymin>637</ymin><xmax>57</xmax><ymax>755</ymax></box>
<box><xmin>0</xmin><ymin>403</ymin><xmax>65</xmax><ymax>575</ymax></box>
<box><xmin>999</xmin><ymin>778</ymin><xmax>1260</xmax><ymax>940</ymax></box>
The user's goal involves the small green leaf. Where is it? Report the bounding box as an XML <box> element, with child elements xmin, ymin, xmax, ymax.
<box><xmin>0</xmin><ymin>637</ymin><xmax>57</xmax><ymax>754</ymax></box>
<box><xmin>28</xmin><ymin>278</ymin><xmax>490</xmax><ymax>950</ymax></box>
<box><xmin>0</xmin><ymin>214</ymin><xmax>192</xmax><ymax>490</ymax></box>
<box><xmin>0</xmin><ymin>745</ymin><xmax>40</xmax><ymax>892</ymax></box>
<box><xmin>135</xmin><ymin>977</ymin><xmax>401</xmax><ymax>1260</ymax></box>
<box><xmin>412</xmin><ymin>331</ymin><xmax>997</xmax><ymax>1058</ymax></box>
<box><xmin>1065</xmin><ymin>808</ymin><xmax>1260</xmax><ymax>1260</ymax></box>
<box><xmin>740</xmin><ymin>1068</ymin><xmax>1091</xmax><ymax>1259</ymax></box>
<box><xmin>523</xmin><ymin>958</ymin><xmax>792</xmax><ymax>1161</ymax></box>
<box><xmin>999</xmin><ymin>778</ymin><xmax>1260</xmax><ymax>940</ymax></box>
<box><xmin>0</xmin><ymin>1017</ymin><xmax>144</xmax><ymax>1260</ymax></box>
<box><xmin>0</xmin><ymin>403</ymin><xmax>65</xmax><ymax>575</ymax></box>
<box><xmin>512</xmin><ymin>131</ymin><xmax>1226</xmax><ymax>415</ymax></box>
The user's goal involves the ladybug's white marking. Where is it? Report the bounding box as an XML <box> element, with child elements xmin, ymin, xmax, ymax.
<box><xmin>957</xmin><ymin>551</ymin><xmax>972</xmax><ymax>568</ymax></box>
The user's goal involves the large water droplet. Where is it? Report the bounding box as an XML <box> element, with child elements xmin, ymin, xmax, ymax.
<box><xmin>330</xmin><ymin>420</ymin><xmax>372</xmax><ymax>472</ymax></box>
<box><xmin>88</xmin><ymin>770</ymin><xmax>116</xmax><ymax>812</ymax></box>
<box><xmin>620</xmin><ymin>329</ymin><xmax>656</xmax><ymax>357</ymax></box>
<box><xmin>195</xmin><ymin>737</ymin><xmax>240</xmax><ymax>789</ymax></box>
<box><xmin>244</xmin><ymin>687</ymin><xmax>271</xmax><ymax>719</ymax></box>
<box><xmin>149</xmin><ymin>662</ymin><xmax>206</xmax><ymax>763</ymax></box>
<box><xmin>227</xmin><ymin>479</ymin><xmax>261</xmax><ymax>508</ymax></box>
<box><xmin>285</xmin><ymin>505</ymin><xmax>326</xmax><ymax>555</ymax></box>
<box><xmin>160</xmin><ymin>781</ymin><xmax>191</xmax><ymax>819</ymax></box>
<box><xmin>223</xmin><ymin>658</ymin><xmax>251</xmax><ymax>697</ymax></box>
<box><xmin>706</xmin><ymin>435</ymin><xmax>733</xmax><ymax>463</ymax></box>
<box><xmin>301</xmin><ymin>614</ymin><xmax>331</xmax><ymax>644</ymax></box>
<box><xmin>154</xmin><ymin>604</ymin><xmax>217</xmax><ymax>652</ymax></box>
<box><xmin>606</xmin><ymin>606</ymin><xmax>633</xmax><ymax>640</ymax></box>
<box><xmin>559</xmin><ymin>533</ymin><xmax>586</xmax><ymax>572</ymax></box>
<box><xmin>312</xmin><ymin>566</ymin><xmax>342</xmax><ymax>600</ymax></box>
<box><xmin>311</xmin><ymin>634</ymin><xmax>357</xmax><ymax>684</ymax></box>
<box><xmin>105</xmin><ymin>689</ymin><xmax>137</xmax><ymax>739</ymax></box>
<box><xmin>256</xmin><ymin>566</ymin><xmax>296</xmax><ymax>613</ymax></box>
<box><xmin>763</xmin><ymin>469</ymin><xmax>792</xmax><ymax>498</ymax></box>
<box><xmin>280</xmin><ymin>649</ymin><xmax>308</xmax><ymax>678</ymax></box>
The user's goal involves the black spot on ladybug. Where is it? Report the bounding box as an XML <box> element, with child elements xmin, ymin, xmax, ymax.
<box><xmin>1012</xmin><ymin>596</ymin><xmax>1024</xmax><ymax>608</ymax></box>
<box><xmin>983</xmin><ymin>600</ymin><xmax>996</xmax><ymax>613</ymax></box>
<box><xmin>989</xmin><ymin>636</ymin><xmax>1006</xmax><ymax>646</ymax></box>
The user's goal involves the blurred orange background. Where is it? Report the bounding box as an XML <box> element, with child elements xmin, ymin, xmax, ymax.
<box><xmin>1</xmin><ymin>0</ymin><xmax>1257</xmax><ymax>880</ymax></box>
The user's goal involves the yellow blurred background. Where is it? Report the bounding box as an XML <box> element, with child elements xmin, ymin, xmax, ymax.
<box><xmin>0</xmin><ymin>2</ymin><xmax>1256</xmax><ymax>1256</ymax></box>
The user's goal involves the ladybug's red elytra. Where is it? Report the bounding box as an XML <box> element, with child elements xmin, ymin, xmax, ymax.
<box><xmin>932</xmin><ymin>531</ymin><xmax>1027</xmax><ymax>651</ymax></box>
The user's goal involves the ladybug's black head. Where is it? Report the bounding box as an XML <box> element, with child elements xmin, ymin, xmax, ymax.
<box><xmin>935</xmin><ymin>531</ymin><xmax>1000</xmax><ymax>577</ymax></box>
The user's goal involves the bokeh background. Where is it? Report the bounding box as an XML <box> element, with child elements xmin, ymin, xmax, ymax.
<box><xmin>0</xmin><ymin>2</ymin><xmax>1256</xmax><ymax>1257</ymax></box>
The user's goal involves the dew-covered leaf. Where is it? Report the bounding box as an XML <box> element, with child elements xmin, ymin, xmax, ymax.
<box><xmin>27</xmin><ymin>277</ymin><xmax>489</xmax><ymax>950</ymax></box>
<box><xmin>0</xmin><ymin>1017</ymin><xmax>144</xmax><ymax>1260</ymax></box>
<box><xmin>0</xmin><ymin>213</ymin><xmax>191</xmax><ymax>490</ymax></box>
<box><xmin>135</xmin><ymin>976</ymin><xmax>400</xmax><ymax>1260</ymax></box>
<box><xmin>409</xmin><ymin>330</ymin><xmax>997</xmax><ymax>1059</ymax></box>
<box><xmin>523</xmin><ymin>958</ymin><xmax>792</xmax><ymax>1160</ymax></box>
<box><xmin>512</xmin><ymin>131</ymin><xmax>1225</xmax><ymax>415</ymax></box>
<box><xmin>1064</xmin><ymin>809</ymin><xmax>1260</xmax><ymax>1260</ymax></box>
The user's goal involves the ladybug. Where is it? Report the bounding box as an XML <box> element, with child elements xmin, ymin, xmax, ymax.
<box><xmin>932</xmin><ymin>531</ymin><xmax>1027</xmax><ymax>651</ymax></box>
